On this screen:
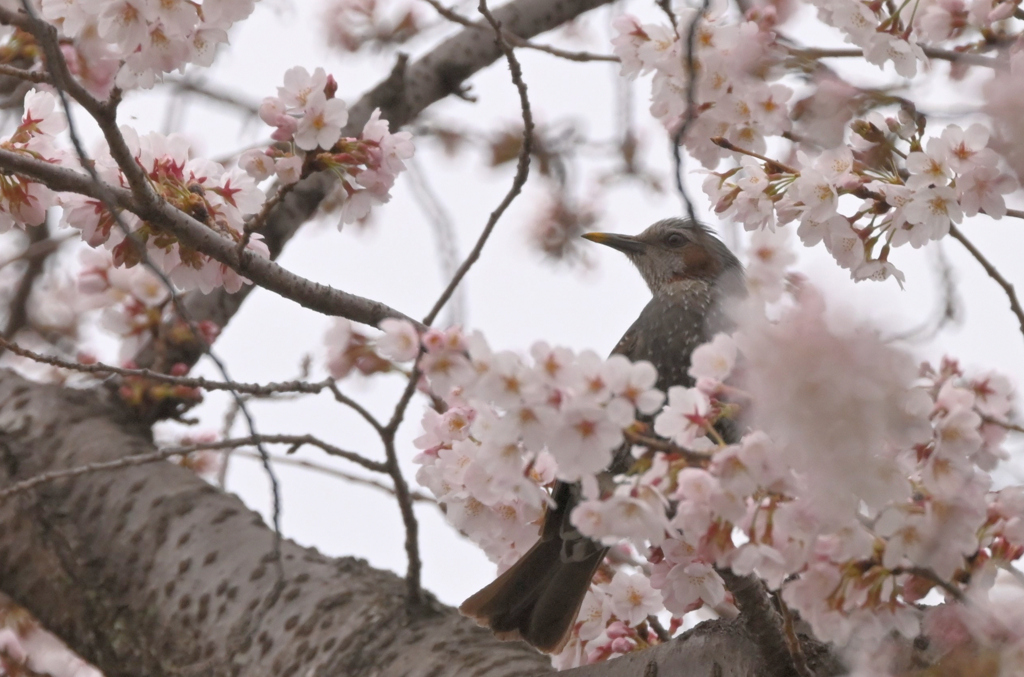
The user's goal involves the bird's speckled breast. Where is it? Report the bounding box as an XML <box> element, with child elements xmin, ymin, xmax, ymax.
<box><xmin>615</xmin><ymin>285</ymin><xmax>732</xmax><ymax>393</ymax></box>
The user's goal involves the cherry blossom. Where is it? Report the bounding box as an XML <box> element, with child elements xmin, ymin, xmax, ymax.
<box><xmin>607</xmin><ymin>571</ymin><xmax>662</xmax><ymax>626</ymax></box>
<box><xmin>376</xmin><ymin>318</ymin><xmax>420</xmax><ymax>362</ymax></box>
<box><xmin>56</xmin><ymin>128</ymin><xmax>269</xmax><ymax>294</ymax></box>
<box><xmin>253</xmin><ymin>70</ymin><xmax>413</xmax><ymax>226</ymax></box>
<box><xmin>653</xmin><ymin>386</ymin><xmax>710</xmax><ymax>447</ymax></box>
<box><xmin>40</xmin><ymin>0</ymin><xmax>256</xmax><ymax>90</ymax></box>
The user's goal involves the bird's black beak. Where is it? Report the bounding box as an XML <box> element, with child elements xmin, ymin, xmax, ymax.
<box><xmin>581</xmin><ymin>231</ymin><xmax>646</xmax><ymax>254</ymax></box>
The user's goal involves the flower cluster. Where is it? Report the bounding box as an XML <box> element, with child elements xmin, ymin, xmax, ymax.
<box><xmin>703</xmin><ymin>119</ymin><xmax>1019</xmax><ymax>284</ymax></box>
<box><xmin>40</xmin><ymin>0</ymin><xmax>257</xmax><ymax>90</ymax></box>
<box><xmin>809</xmin><ymin>0</ymin><xmax>927</xmax><ymax>76</ymax></box>
<box><xmin>611</xmin><ymin>5</ymin><xmax>791</xmax><ymax>167</ymax></box>
<box><xmin>551</xmin><ymin>569</ymin><xmax>668</xmax><ymax>668</ymax></box>
<box><xmin>323</xmin><ymin>318</ymin><xmax>400</xmax><ymax>380</ymax></box>
<box><xmin>611</xmin><ymin>3</ymin><xmax>1022</xmax><ymax>288</ymax></box>
<box><xmin>397</xmin><ymin>268</ymin><xmax>1020</xmax><ymax>667</ymax></box>
<box><xmin>245</xmin><ymin>67</ymin><xmax>415</xmax><ymax>225</ymax></box>
<box><xmin>0</xmin><ymin>89</ymin><xmax>66</xmax><ymax>233</ymax></box>
<box><xmin>59</xmin><ymin>127</ymin><xmax>270</xmax><ymax>294</ymax></box>
<box><xmin>78</xmin><ymin>247</ymin><xmax>169</xmax><ymax>360</ymax></box>
<box><xmin>399</xmin><ymin>324</ymin><xmax>665</xmax><ymax>567</ymax></box>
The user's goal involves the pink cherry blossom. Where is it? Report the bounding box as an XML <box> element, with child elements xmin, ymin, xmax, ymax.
<box><xmin>607</xmin><ymin>571</ymin><xmax>662</xmax><ymax>625</ymax></box>
<box><xmin>376</xmin><ymin>318</ymin><xmax>420</xmax><ymax>362</ymax></box>
<box><xmin>294</xmin><ymin>92</ymin><xmax>348</xmax><ymax>151</ymax></box>
<box><xmin>653</xmin><ymin>387</ymin><xmax>710</xmax><ymax>447</ymax></box>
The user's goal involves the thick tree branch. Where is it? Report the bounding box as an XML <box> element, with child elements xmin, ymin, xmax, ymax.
<box><xmin>0</xmin><ymin>370</ymin><xmax>826</xmax><ymax>677</ymax></box>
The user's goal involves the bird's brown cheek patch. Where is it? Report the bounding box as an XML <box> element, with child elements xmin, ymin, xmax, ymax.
<box><xmin>675</xmin><ymin>241</ymin><xmax>721</xmax><ymax>281</ymax></box>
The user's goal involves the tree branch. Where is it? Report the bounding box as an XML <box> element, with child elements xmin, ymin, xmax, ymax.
<box><xmin>130</xmin><ymin>0</ymin><xmax>617</xmax><ymax>369</ymax></box>
<box><xmin>0</xmin><ymin>148</ymin><xmax>422</xmax><ymax>330</ymax></box>
<box><xmin>422</xmin><ymin>0</ymin><xmax>536</xmax><ymax>326</ymax></box>
<box><xmin>0</xmin><ymin>370</ymin><xmax>798</xmax><ymax>677</ymax></box>
<box><xmin>948</xmin><ymin>224</ymin><xmax>1024</xmax><ymax>347</ymax></box>
<box><xmin>791</xmin><ymin>45</ymin><xmax>999</xmax><ymax>68</ymax></box>
<box><xmin>232</xmin><ymin>449</ymin><xmax>438</xmax><ymax>505</ymax></box>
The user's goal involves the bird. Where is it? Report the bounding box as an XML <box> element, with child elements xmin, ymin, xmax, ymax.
<box><xmin>459</xmin><ymin>218</ymin><xmax>745</xmax><ymax>654</ymax></box>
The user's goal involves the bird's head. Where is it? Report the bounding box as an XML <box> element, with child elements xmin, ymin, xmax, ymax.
<box><xmin>582</xmin><ymin>218</ymin><xmax>742</xmax><ymax>297</ymax></box>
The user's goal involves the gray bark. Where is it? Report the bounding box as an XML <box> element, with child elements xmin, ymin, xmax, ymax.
<box><xmin>0</xmin><ymin>371</ymin><xmax>811</xmax><ymax>677</ymax></box>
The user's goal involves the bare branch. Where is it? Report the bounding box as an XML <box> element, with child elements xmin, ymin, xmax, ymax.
<box><xmin>948</xmin><ymin>224</ymin><xmax>1024</xmax><ymax>347</ymax></box>
<box><xmin>233</xmin><ymin>449</ymin><xmax>438</xmax><ymax>504</ymax></box>
<box><xmin>0</xmin><ymin>446</ymin><xmax>190</xmax><ymax>502</ymax></box>
<box><xmin>791</xmin><ymin>45</ymin><xmax>999</xmax><ymax>69</ymax></box>
<box><xmin>422</xmin><ymin>0</ymin><xmax>536</xmax><ymax>326</ymax></box>
<box><xmin>0</xmin><ymin>335</ymin><xmax>387</xmax><ymax>431</ymax></box>
<box><xmin>170</xmin><ymin>435</ymin><xmax>389</xmax><ymax>474</ymax></box>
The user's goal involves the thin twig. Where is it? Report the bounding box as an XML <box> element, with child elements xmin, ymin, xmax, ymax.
<box><xmin>624</xmin><ymin>429</ymin><xmax>712</xmax><ymax>466</ymax></box>
<box><xmin>0</xmin><ymin>447</ymin><xmax>195</xmax><ymax>501</ymax></box>
<box><xmin>164</xmin><ymin>76</ymin><xmax>260</xmax><ymax>116</ymax></box>
<box><xmin>0</xmin><ymin>63</ymin><xmax>49</xmax><ymax>84</ymax></box>
<box><xmin>791</xmin><ymin>45</ymin><xmax>998</xmax><ymax>69</ymax></box>
<box><xmin>381</xmin><ymin>361</ymin><xmax>424</xmax><ymax>602</ymax></box>
<box><xmin>237</xmin><ymin>182</ymin><xmax>297</xmax><ymax>256</ymax></box>
<box><xmin>0</xmin><ymin>231</ymin><xmax>72</xmax><ymax>273</ymax></box>
<box><xmin>0</xmin><ymin>221</ymin><xmax>51</xmax><ymax>355</ymax></box>
<box><xmin>170</xmin><ymin>435</ymin><xmax>388</xmax><ymax>474</ymax></box>
<box><xmin>983</xmin><ymin>415</ymin><xmax>1024</xmax><ymax>434</ymax></box>
<box><xmin>0</xmin><ymin>330</ymin><xmax>385</xmax><ymax>432</ymax></box>
<box><xmin>894</xmin><ymin>566</ymin><xmax>966</xmax><ymax>603</ymax></box>
<box><xmin>406</xmin><ymin>157</ymin><xmax>465</xmax><ymax>326</ymax></box>
<box><xmin>711</xmin><ymin>137</ymin><xmax>801</xmax><ymax>174</ymax></box>
<box><xmin>233</xmin><ymin>450</ymin><xmax>437</xmax><ymax>504</ymax></box>
<box><xmin>646</xmin><ymin>614</ymin><xmax>671</xmax><ymax>642</ymax></box>
<box><xmin>948</xmin><ymin>224</ymin><xmax>1024</xmax><ymax>347</ymax></box>
<box><xmin>671</xmin><ymin>0</ymin><xmax>710</xmax><ymax>224</ymax></box>
<box><xmin>421</xmin><ymin>0</ymin><xmax>535</xmax><ymax>327</ymax></box>
<box><xmin>217</xmin><ymin>396</ymin><xmax>243</xmax><ymax>487</ymax></box>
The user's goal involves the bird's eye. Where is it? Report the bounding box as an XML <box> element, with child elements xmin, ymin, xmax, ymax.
<box><xmin>664</xmin><ymin>232</ymin><xmax>687</xmax><ymax>247</ymax></box>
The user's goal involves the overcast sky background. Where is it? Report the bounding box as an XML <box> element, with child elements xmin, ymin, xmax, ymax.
<box><xmin>44</xmin><ymin>0</ymin><xmax>1024</xmax><ymax>608</ymax></box>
